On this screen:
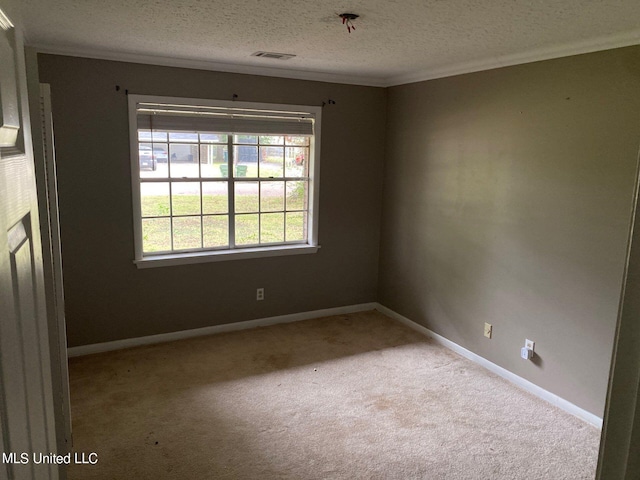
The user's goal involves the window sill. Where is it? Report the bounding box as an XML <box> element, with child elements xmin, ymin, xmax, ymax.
<box><xmin>134</xmin><ymin>244</ymin><xmax>320</xmax><ymax>269</ymax></box>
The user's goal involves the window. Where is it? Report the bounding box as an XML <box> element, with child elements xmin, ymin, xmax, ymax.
<box><xmin>128</xmin><ymin>95</ymin><xmax>321</xmax><ymax>267</ymax></box>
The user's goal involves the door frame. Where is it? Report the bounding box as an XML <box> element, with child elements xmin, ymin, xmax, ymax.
<box><xmin>597</xmin><ymin>142</ymin><xmax>640</xmax><ymax>479</ymax></box>
<box><xmin>25</xmin><ymin>48</ymin><xmax>72</xmax><ymax>457</ymax></box>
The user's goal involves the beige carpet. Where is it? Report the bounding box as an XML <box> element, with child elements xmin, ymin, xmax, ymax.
<box><xmin>66</xmin><ymin>310</ymin><xmax>599</xmax><ymax>479</ymax></box>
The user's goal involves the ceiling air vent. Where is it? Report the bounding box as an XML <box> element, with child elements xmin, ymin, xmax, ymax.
<box><xmin>251</xmin><ymin>51</ymin><xmax>296</xmax><ymax>60</ymax></box>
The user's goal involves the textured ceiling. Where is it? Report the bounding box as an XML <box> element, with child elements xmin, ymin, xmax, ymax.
<box><xmin>18</xmin><ymin>0</ymin><xmax>640</xmax><ymax>86</ymax></box>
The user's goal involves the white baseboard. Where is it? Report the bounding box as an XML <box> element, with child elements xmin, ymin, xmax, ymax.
<box><xmin>375</xmin><ymin>303</ymin><xmax>603</xmax><ymax>429</ymax></box>
<box><xmin>67</xmin><ymin>302</ymin><xmax>377</xmax><ymax>358</ymax></box>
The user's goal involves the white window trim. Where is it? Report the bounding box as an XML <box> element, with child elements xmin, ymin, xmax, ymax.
<box><xmin>128</xmin><ymin>94</ymin><xmax>322</xmax><ymax>268</ymax></box>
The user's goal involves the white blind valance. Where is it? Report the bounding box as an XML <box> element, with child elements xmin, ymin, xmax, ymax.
<box><xmin>136</xmin><ymin>102</ymin><xmax>315</xmax><ymax>136</ymax></box>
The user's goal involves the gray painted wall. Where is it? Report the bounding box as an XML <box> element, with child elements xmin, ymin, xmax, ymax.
<box><xmin>378</xmin><ymin>46</ymin><xmax>640</xmax><ymax>416</ymax></box>
<box><xmin>37</xmin><ymin>54</ymin><xmax>386</xmax><ymax>348</ymax></box>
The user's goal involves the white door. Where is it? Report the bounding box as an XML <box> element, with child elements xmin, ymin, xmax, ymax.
<box><xmin>0</xmin><ymin>9</ymin><xmax>60</xmax><ymax>480</ymax></box>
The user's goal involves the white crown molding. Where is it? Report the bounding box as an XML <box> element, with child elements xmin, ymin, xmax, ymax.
<box><xmin>29</xmin><ymin>43</ymin><xmax>388</xmax><ymax>88</ymax></box>
<box><xmin>67</xmin><ymin>302</ymin><xmax>378</xmax><ymax>357</ymax></box>
<box><xmin>386</xmin><ymin>29</ymin><xmax>640</xmax><ymax>86</ymax></box>
<box><xmin>30</xmin><ymin>29</ymin><xmax>640</xmax><ymax>88</ymax></box>
<box><xmin>375</xmin><ymin>303</ymin><xmax>604</xmax><ymax>428</ymax></box>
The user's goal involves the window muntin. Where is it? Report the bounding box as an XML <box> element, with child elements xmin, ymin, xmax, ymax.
<box><xmin>130</xmin><ymin>96</ymin><xmax>320</xmax><ymax>263</ymax></box>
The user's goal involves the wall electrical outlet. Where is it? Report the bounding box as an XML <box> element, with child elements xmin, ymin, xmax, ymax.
<box><xmin>256</xmin><ymin>288</ymin><xmax>264</xmax><ymax>301</ymax></box>
<box><xmin>521</xmin><ymin>339</ymin><xmax>535</xmax><ymax>360</ymax></box>
<box><xmin>525</xmin><ymin>339</ymin><xmax>535</xmax><ymax>352</ymax></box>
<box><xmin>484</xmin><ymin>323</ymin><xmax>492</xmax><ymax>339</ymax></box>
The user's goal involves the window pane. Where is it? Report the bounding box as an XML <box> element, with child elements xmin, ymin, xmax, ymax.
<box><xmin>234</xmin><ymin>135</ymin><xmax>257</xmax><ymax>145</ymax></box>
<box><xmin>260</xmin><ymin>135</ymin><xmax>284</xmax><ymax>145</ymax></box>
<box><xmin>235</xmin><ymin>145</ymin><xmax>258</xmax><ymax>176</ymax></box>
<box><xmin>142</xmin><ymin>218</ymin><xmax>171</xmax><ymax>252</ymax></box>
<box><xmin>138</xmin><ymin>130</ymin><xmax>150</xmax><ymax>141</ymax></box>
<box><xmin>285</xmin><ymin>136</ymin><xmax>310</xmax><ymax>146</ymax></box>
<box><xmin>285</xmin><ymin>147</ymin><xmax>309</xmax><ymax>177</ymax></box>
<box><xmin>286</xmin><ymin>212</ymin><xmax>306</xmax><ymax>242</ymax></box>
<box><xmin>141</xmin><ymin>182</ymin><xmax>170</xmax><ymax>217</ymax></box>
<box><xmin>151</xmin><ymin>143</ymin><xmax>169</xmax><ymax>164</ymax></box>
<box><xmin>169</xmin><ymin>132</ymin><xmax>198</xmax><ymax>142</ymax></box>
<box><xmin>286</xmin><ymin>181</ymin><xmax>307</xmax><ymax>211</ymax></box>
<box><xmin>140</xmin><ymin>143</ymin><xmax>169</xmax><ymax>179</ymax></box>
<box><xmin>138</xmin><ymin>143</ymin><xmax>158</xmax><ymax>177</ymax></box>
<box><xmin>200</xmin><ymin>133</ymin><xmax>228</xmax><ymax>143</ymax></box>
<box><xmin>235</xmin><ymin>182</ymin><xmax>259</xmax><ymax>213</ymax></box>
<box><xmin>138</xmin><ymin>130</ymin><xmax>168</xmax><ymax>142</ymax></box>
<box><xmin>202</xmin><ymin>182</ymin><xmax>228</xmax><ymax>214</ymax></box>
<box><xmin>261</xmin><ymin>213</ymin><xmax>284</xmax><ymax>243</ymax></box>
<box><xmin>170</xmin><ymin>144</ymin><xmax>200</xmax><ymax>178</ymax></box>
<box><xmin>200</xmin><ymin>144</ymin><xmax>229</xmax><ymax>178</ymax></box>
<box><xmin>173</xmin><ymin>216</ymin><xmax>202</xmax><ymax>250</ymax></box>
<box><xmin>235</xmin><ymin>214</ymin><xmax>259</xmax><ymax>246</ymax></box>
<box><xmin>172</xmin><ymin>182</ymin><xmax>201</xmax><ymax>216</ymax></box>
<box><xmin>261</xmin><ymin>181</ymin><xmax>284</xmax><ymax>212</ymax></box>
<box><xmin>259</xmin><ymin>146</ymin><xmax>284</xmax><ymax>178</ymax></box>
<box><xmin>203</xmin><ymin>215</ymin><xmax>228</xmax><ymax>248</ymax></box>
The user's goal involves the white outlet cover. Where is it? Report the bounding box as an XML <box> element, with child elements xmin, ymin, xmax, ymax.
<box><xmin>525</xmin><ymin>339</ymin><xmax>535</xmax><ymax>351</ymax></box>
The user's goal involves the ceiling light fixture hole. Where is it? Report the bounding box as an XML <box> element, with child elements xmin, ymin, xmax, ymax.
<box><xmin>338</xmin><ymin>13</ymin><xmax>359</xmax><ymax>33</ymax></box>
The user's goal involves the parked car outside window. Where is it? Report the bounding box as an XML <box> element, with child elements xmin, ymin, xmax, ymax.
<box><xmin>152</xmin><ymin>146</ymin><xmax>168</xmax><ymax>163</ymax></box>
<box><xmin>139</xmin><ymin>146</ymin><xmax>157</xmax><ymax>170</ymax></box>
